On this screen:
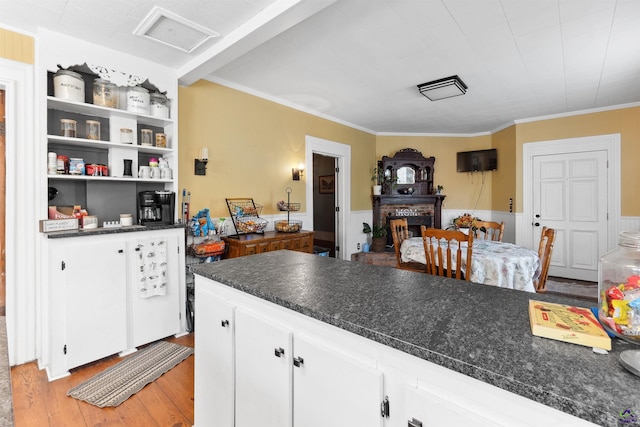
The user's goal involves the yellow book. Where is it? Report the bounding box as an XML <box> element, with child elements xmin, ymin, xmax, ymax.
<box><xmin>528</xmin><ymin>300</ymin><xmax>611</xmax><ymax>350</ymax></box>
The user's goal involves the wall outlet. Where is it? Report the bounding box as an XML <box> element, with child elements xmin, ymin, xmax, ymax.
<box><xmin>357</xmin><ymin>243</ymin><xmax>361</xmax><ymax>250</ymax></box>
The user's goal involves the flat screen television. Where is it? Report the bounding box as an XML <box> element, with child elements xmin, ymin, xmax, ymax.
<box><xmin>456</xmin><ymin>149</ymin><xmax>497</xmax><ymax>172</ymax></box>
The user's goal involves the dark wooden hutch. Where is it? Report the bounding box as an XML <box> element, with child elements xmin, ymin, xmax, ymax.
<box><xmin>373</xmin><ymin>148</ymin><xmax>445</xmax><ymax>238</ymax></box>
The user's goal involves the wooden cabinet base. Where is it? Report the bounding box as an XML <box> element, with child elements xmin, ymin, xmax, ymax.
<box><xmin>223</xmin><ymin>231</ymin><xmax>313</xmax><ymax>258</ymax></box>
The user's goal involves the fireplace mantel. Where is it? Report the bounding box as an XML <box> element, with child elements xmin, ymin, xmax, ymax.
<box><xmin>373</xmin><ymin>194</ymin><xmax>446</xmax><ymax>231</ymax></box>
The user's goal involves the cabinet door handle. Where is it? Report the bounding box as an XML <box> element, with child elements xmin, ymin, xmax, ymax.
<box><xmin>221</xmin><ymin>319</ymin><xmax>230</xmax><ymax>327</ymax></box>
<box><xmin>408</xmin><ymin>418</ymin><xmax>423</xmax><ymax>427</ymax></box>
<box><xmin>274</xmin><ymin>347</ymin><xmax>285</xmax><ymax>357</ymax></box>
<box><xmin>118</xmin><ymin>249</ymin><xmax>124</xmax><ymax>253</ymax></box>
<box><xmin>293</xmin><ymin>356</ymin><xmax>304</xmax><ymax>367</ymax></box>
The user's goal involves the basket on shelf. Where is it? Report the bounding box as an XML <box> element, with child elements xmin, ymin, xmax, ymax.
<box><xmin>229</xmin><ymin>200</ymin><xmax>263</xmax><ymax>217</ymax></box>
<box><xmin>275</xmin><ymin>220</ymin><xmax>302</xmax><ymax>233</ymax></box>
<box><xmin>236</xmin><ymin>216</ymin><xmax>269</xmax><ymax>233</ymax></box>
<box><xmin>277</xmin><ymin>201</ymin><xmax>300</xmax><ymax>212</ymax></box>
<box><xmin>187</xmin><ymin>240</ymin><xmax>226</xmax><ymax>258</ymax></box>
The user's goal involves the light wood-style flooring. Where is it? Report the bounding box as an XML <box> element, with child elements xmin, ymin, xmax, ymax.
<box><xmin>10</xmin><ymin>333</ymin><xmax>194</xmax><ymax>427</ymax></box>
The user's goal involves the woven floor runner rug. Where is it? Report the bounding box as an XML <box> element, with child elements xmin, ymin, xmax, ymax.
<box><xmin>67</xmin><ymin>341</ymin><xmax>193</xmax><ymax>408</ymax></box>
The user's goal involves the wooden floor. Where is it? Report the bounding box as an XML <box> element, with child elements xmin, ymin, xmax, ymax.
<box><xmin>10</xmin><ymin>333</ymin><xmax>194</xmax><ymax>427</ymax></box>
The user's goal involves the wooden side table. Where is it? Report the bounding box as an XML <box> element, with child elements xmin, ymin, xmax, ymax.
<box><xmin>223</xmin><ymin>230</ymin><xmax>314</xmax><ymax>258</ymax></box>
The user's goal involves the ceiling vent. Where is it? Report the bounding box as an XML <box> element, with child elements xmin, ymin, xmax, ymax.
<box><xmin>133</xmin><ymin>6</ymin><xmax>219</xmax><ymax>53</ymax></box>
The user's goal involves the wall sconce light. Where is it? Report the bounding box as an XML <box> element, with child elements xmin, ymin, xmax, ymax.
<box><xmin>195</xmin><ymin>147</ymin><xmax>209</xmax><ymax>176</ymax></box>
<box><xmin>292</xmin><ymin>164</ymin><xmax>304</xmax><ymax>181</ymax></box>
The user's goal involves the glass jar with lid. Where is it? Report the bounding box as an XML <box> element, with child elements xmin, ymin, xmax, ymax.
<box><xmin>92</xmin><ymin>78</ymin><xmax>118</xmax><ymax>108</ymax></box>
<box><xmin>598</xmin><ymin>230</ymin><xmax>640</xmax><ymax>344</ymax></box>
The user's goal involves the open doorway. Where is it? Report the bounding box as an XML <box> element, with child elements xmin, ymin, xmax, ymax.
<box><xmin>305</xmin><ymin>136</ymin><xmax>351</xmax><ymax>261</ymax></box>
<box><xmin>312</xmin><ymin>153</ymin><xmax>336</xmax><ymax>257</ymax></box>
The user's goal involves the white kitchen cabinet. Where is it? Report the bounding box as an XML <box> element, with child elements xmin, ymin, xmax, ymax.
<box><xmin>60</xmin><ymin>239</ymin><xmax>128</xmax><ymax>372</ymax></box>
<box><xmin>235</xmin><ymin>308</ymin><xmax>293</xmax><ymax>427</ymax></box>
<box><xmin>44</xmin><ymin>229</ymin><xmax>185</xmax><ymax>381</ymax></box>
<box><xmin>293</xmin><ymin>335</ymin><xmax>384</xmax><ymax>427</ymax></box>
<box><xmin>194</xmin><ymin>290</ymin><xmax>235</xmax><ymax>427</ymax></box>
<box><xmin>402</xmin><ymin>385</ymin><xmax>497</xmax><ymax>427</ymax></box>
<box><xmin>194</xmin><ymin>278</ymin><xmax>385</xmax><ymax>427</ymax></box>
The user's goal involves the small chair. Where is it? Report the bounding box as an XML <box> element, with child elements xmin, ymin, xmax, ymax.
<box><xmin>421</xmin><ymin>226</ymin><xmax>473</xmax><ymax>281</ymax></box>
<box><xmin>534</xmin><ymin>226</ymin><xmax>557</xmax><ymax>293</ymax></box>
<box><xmin>390</xmin><ymin>218</ymin><xmax>426</xmax><ymax>273</ymax></box>
<box><xmin>473</xmin><ymin>220</ymin><xmax>504</xmax><ymax>242</ymax></box>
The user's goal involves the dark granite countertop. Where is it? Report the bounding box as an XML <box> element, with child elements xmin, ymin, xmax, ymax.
<box><xmin>192</xmin><ymin>250</ymin><xmax>640</xmax><ymax>427</ymax></box>
<box><xmin>44</xmin><ymin>223</ymin><xmax>185</xmax><ymax>238</ymax></box>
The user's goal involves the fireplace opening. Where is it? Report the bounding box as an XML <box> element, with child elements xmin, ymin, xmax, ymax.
<box><xmin>385</xmin><ymin>214</ymin><xmax>433</xmax><ymax>246</ymax></box>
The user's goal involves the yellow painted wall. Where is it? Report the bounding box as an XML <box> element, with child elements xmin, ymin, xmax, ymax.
<box><xmin>515</xmin><ymin>107</ymin><xmax>640</xmax><ymax>215</ymax></box>
<box><xmin>491</xmin><ymin>125</ymin><xmax>516</xmax><ymax>212</ymax></box>
<box><xmin>0</xmin><ymin>28</ymin><xmax>34</xmax><ymax>64</ymax></box>
<box><xmin>178</xmin><ymin>80</ymin><xmax>376</xmax><ymax>217</ymax></box>
<box><xmin>375</xmin><ymin>134</ymin><xmax>493</xmax><ymax>210</ymax></box>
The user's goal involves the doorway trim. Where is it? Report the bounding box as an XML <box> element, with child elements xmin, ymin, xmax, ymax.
<box><xmin>522</xmin><ymin>133</ymin><xmax>620</xmax><ymax>253</ymax></box>
<box><xmin>305</xmin><ymin>136</ymin><xmax>351</xmax><ymax>260</ymax></box>
<box><xmin>0</xmin><ymin>58</ymin><xmax>37</xmax><ymax>365</ymax></box>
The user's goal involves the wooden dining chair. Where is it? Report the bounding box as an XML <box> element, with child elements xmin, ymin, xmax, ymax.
<box><xmin>420</xmin><ymin>226</ymin><xmax>473</xmax><ymax>281</ymax></box>
<box><xmin>534</xmin><ymin>226</ymin><xmax>557</xmax><ymax>293</ymax></box>
<box><xmin>473</xmin><ymin>220</ymin><xmax>504</xmax><ymax>242</ymax></box>
<box><xmin>390</xmin><ymin>218</ymin><xmax>426</xmax><ymax>273</ymax></box>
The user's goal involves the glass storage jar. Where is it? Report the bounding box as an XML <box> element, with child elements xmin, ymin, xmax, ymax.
<box><xmin>92</xmin><ymin>78</ymin><xmax>118</xmax><ymax>108</ymax></box>
<box><xmin>60</xmin><ymin>119</ymin><xmax>77</xmax><ymax>137</ymax></box>
<box><xmin>599</xmin><ymin>230</ymin><xmax>640</xmax><ymax>344</ymax></box>
<box><xmin>85</xmin><ymin>120</ymin><xmax>100</xmax><ymax>140</ymax></box>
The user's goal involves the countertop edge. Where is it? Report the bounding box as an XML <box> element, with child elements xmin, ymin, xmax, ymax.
<box><xmin>43</xmin><ymin>223</ymin><xmax>185</xmax><ymax>238</ymax></box>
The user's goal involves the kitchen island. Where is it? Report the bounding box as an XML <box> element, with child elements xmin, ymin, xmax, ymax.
<box><xmin>192</xmin><ymin>250</ymin><xmax>640</xmax><ymax>427</ymax></box>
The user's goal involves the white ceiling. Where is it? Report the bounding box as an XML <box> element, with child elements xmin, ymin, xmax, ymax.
<box><xmin>2</xmin><ymin>0</ymin><xmax>640</xmax><ymax>134</ymax></box>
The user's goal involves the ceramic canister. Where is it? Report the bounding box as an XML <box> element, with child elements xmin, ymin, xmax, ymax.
<box><xmin>53</xmin><ymin>69</ymin><xmax>85</xmax><ymax>103</ymax></box>
<box><xmin>126</xmin><ymin>86</ymin><xmax>150</xmax><ymax>115</ymax></box>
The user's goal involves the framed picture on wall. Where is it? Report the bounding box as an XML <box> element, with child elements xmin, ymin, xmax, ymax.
<box><xmin>319</xmin><ymin>175</ymin><xmax>335</xmax><ymax>194</ymax></box>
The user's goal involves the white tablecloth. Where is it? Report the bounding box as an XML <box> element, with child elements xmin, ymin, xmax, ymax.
<box><xmin>400</xmin><ymin>238</ymin><xmax>540</xmax><ymax>293</ymax></box>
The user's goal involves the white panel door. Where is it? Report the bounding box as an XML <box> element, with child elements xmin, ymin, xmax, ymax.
<box><xmin>235</xmin><ymin>308</ymin><xmax>293</xmax><ymax>427</ymax></box>
<box><xmin>293</xmin><ymin>335</ymin><xmax>384</xmax><ymax>427</ymax></box>
<box><xmin>194</xmin><ymin>287</ymin><xmax>235</xmax><ymax>427</ymax></box>
<box><xmin>64</xmin><ymin>240</ymin><xmax>128</xmax><ymax>370</ymax></box>
<box><xmin>533</xmin><ymin>151</ymin><xmax>608</xmax><ymax>281</ymax></box>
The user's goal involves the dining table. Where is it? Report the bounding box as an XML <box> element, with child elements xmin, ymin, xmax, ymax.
<box><xmin>400</xmin><ymin>237</ymin><xmax>541</xmax><ymax>293</ymax></box>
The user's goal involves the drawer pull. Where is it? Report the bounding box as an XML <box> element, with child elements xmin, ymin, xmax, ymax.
<box><xmin>221</xmin><ymin>319</ymin><xmax>230</xmax><ymax>327</ymax></box>
<box><xmin>274</xmin><ymin>347</ymin><xmax>285</xmax><ymax>357</ymax></box>
<box><xmin>293</xmin><ymin>356</ymin><xmax>304</xmax><ymax>367</ymax></box>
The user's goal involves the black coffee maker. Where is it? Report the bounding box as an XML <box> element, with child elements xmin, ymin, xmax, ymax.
<box><xmin>138</xmin><ymin>190</ymin><xmax>175</xmax><ymax>225</ymax></box>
